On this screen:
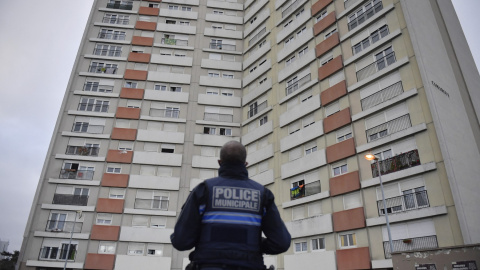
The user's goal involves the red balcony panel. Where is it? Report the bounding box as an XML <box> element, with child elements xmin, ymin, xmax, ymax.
<box><xmin>120</xmin><ymin>87</ymin><xmax>144</xmax><ymax>100</ymax></box>
<box><xmin>323</xmin><ymin>108</ymin><xmax>351</xmax><ymax>134</ymax></box>
<box><xmin>111</xmin><ymin>127</ymin><xmax>137</xmax><ymax>141</ymax></box>
<box><xmin>85</xmin><ymin>253</ymin><xmax>115</xmax><ymax>270</ymax></box>
<box><xmin>330</xmin><ymin>171</ymin><xmax>360</xmax><ymax>196</ymax></box>
<box><xmin>336</xmin><ymin>247</ymin><xmax>371</xmax><ymax>270</ymax></box>
<box><xmin>139</xmin><ymin>6</ymin><xmax>159</xmax><ymax>16</ymax></box>
<box><xmin>321</xmin><ymin>80</ymin><xmax>347</xmax><ymax>106</ymax></box>
<box><xmin>333</xmin><ymin>207</ymin><xmax>366</xmax><ymax>232</ymax></box>
<box><xmin>313</xmin><ymin>12</ymin><xmax>336</xmax><ymax>36</ymax></box>
<box><xmin>102</xmin><ymin>173</ymin><xmax>129</xmax><ymax>187</ymax></box>
<box><xmin>97</xmin><ymin>198</ymin><xmax>124</xmax><ymax>214</ymax></box>
<box><xmin>132</xmin><ymin>36</ymin><xmax>154</xmax><ymax>46</ymax></box>
<box><xmin>106</xmin><ymin>149</ymin><xmax>133</xmax><ymax>164</ymax></box>
<box><xmin>91</xmin><ymin>225</ymin><xmax>120</xmax><ymax>241</ymax></box>
<box><xmin>128</xmin><ymin>52</ymin><xmax>151</xmax><ymax>63</ymax></box>
<box><xmin>316</xmin><ymin>32</ymin><xmax>340</xmax><ymax>58</ymax></box>
<box><xmin>124</xmin><ymin>69</ymin><xmax>147</xmax><ymax>81</ymax></box>
<box><xmin>318</xmin><ymin>55</ymin><xmax>343</xmax><ymax>81</ymax></box>
<box><xmin>116</xmin><ymin>107</ymin><xmax>140</xmax><ymax>119</ymax></box>
<box><xmin>135</xmin><ymin>21</ymin><xmax>156</xmax><ymax>31</ymax></box>
<box><xmin>326</xmin><ymin>137</ymin><xmax>356</xmax><ymax>164</ymax></box>
<box><xmin>311</xmin><ymin>0</ymin><xmax>333</xmax><ymax>16</ymax></box>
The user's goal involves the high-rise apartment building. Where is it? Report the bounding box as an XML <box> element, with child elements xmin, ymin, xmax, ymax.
<box><xmin>18</xmin><ymin>0</ymin><xmax>480</xmax><ymax>269</ymax></box>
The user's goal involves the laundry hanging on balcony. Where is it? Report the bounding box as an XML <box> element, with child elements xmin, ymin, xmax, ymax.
<box><xmin>290</xmin><ymin>185</ymin><xmax>305</xmax><ymax>199</ymax></box>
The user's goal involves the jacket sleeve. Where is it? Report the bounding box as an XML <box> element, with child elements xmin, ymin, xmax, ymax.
<box><xmin>170</xmin><ymin>182</ymin><xmax>206</xmax><ymax>251</ymax></box>
<box><xmin>260</xmin><ymin>188</ymin><xmax>291</xmax><ymax>254</ymax></box>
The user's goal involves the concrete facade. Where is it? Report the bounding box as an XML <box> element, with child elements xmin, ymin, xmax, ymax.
<box><xmin>17</xmin><ymin>0</ymin><xmax>480</xmax><ymax>269</ymax></box>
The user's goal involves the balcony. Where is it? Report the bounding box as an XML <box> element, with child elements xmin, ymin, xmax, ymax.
<box><xmin>209</xmin><ymin>42</ymin><xmax>236</xmax><ymax>51</ymax></box>
<box><xmin>356</xmin><ymin>52</ymin><xmax>396</xmax><ymax>81</ymax></box>
<box><xmin>134</xmin><ymin>198</ymin><xmax>168</xmax><ymax>210</ymax></box>
<box><xmin>290</xmin><ymin>180</ymin><xmax>321</xmax><ymax>200</ymax></box>
<box><xmin>344</xmin><ymin>0</ymin><xmax>359</xmax><ymax>9</ymax></box>
<box><xmin>248</xmin><ymin>27</ymin><xmax>267</xmax><ymax>47</ymax></box>
<box><xmin>39</xmin><ymin>247</ymin><xmax>76</xmax><ymax>261</ymax></box>
<box><xmin>282</xmin><ymin>0</ymin><xmax>301</xmax><ymax>18</ymax></box>
<box><xmin>88</xmin><ymin>65</ymin><xmax>118</xmax><ymax>74</ymax></box>
<box><xmin>149</xmin><ymin>108</ymin><xmax>180</xmax><ymax>118</ymax></box>
<box><xmin>286</xmin><ymin>73</ymin><xmax>311</xmax><ymax>95</ymax></box>
<box><xmin>77</xmin><ymin>102</ymin><xmax>109</xmax><ymax>113</ymax></box>
<box><xmin>361</xmin><ymin>81</ymin><xmax>403</xmax><ymax>110</ymax></box>
<box><xmin>59</xmin><ymin>169</ymin><xmax>94</xmax><ymax>180</ymax></box>
<box><xmin>377</xmin><ymin>190</ymin><xmax>429</xmax><ymax>215</ymax></box>
<box><xmin>106</xmin><ymin>3</ymin><xmax>133</xmax><ymax>10</ymax></box>
<box><xmin>52</xmin><ymin>194</ymin><xmax>88</xmax><ymax>206</ymax></box>
<box><xmin>66</xmin><ymin>146</ymin><xmax>99</xmax><ymax>157</ymax></box>
<box><xmin>204</xmin><ymin>113</ymin><xmax>233</xmax><ymax>122</ymax></box>
<box><xmin>97</xmin><ymin>32</ymin><xmax>126</xmax><ymax>41</ymax></box>
<box><xmin>72</xmin><ymin>123</ymin><xmax>104</xmax><ymax>134</ymax></box>
<box><xmin>247</xmin><ymin>101</ymin><xmax>267</xmax><ymax>118</ymax></box>
<box><xmin>383</xmin><ymin>235</ymin><xmax>438</xmax><ymax>258</ymax></box>
<box><xmin>45</xmin><ymin>220</ymin><xmax>82</xmax><ymax>233</ymax></box>
<box><xmin>161</xmin><ymin>38</ymin><xmax>188</xmax><ymax>46</ymax></box>
<box><xmin>371</xmin><ymin>149</ymin><xmax>421</xmax><ymax>177</ymax></box>
<box><xmin>348</xmin><ymin>1</ymin><xmax>383</xmax><ymax>31</ymax></box>
<box><xmin>366</xmin><ymin>114</ymin><xmax>411</xmax><ymax>143</ymax></box>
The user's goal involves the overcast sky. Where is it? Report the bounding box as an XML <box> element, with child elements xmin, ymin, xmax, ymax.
<box><xmin>0</xmin><ymin>0</ymin><xmax>478</xmax><ymax>252</ymax></box>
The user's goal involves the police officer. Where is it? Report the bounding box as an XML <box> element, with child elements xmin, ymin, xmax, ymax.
<box><xmin>171</xmin><ymin>141</ymin><xmax>291</xmax><ymax>270</ymax></box>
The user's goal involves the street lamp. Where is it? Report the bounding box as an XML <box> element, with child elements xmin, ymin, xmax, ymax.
<box><xmin>365</xmin><ymin>153</ymin><xmax>395</xmax><ymax>258</ymax></box>
<box><xmin>63</xmin><ymin>210</ymin><xmax>82</xmax><ymax>270</ymax></box>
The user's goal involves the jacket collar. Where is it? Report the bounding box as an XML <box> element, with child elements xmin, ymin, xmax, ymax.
<box><xmin>218</xmin><ymin>162</ymin><xmax>249</xmax><ymax>180</ymax></box>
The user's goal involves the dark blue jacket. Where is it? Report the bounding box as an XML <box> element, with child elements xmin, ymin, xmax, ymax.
<box><xmin>171</xmin><ymin>162</ymin><xmax>291</xmax><ymax>269</ymax></box>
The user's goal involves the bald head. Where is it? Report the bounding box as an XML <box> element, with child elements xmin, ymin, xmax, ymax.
<box><xmin>219</xmin><ymin>141</ymin><xmax>247</xmax><ymax>164</ymax></box>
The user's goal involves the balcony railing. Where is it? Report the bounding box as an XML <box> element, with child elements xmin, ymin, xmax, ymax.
<box><xmin>46</xmin><ymin>220</ymin><xmax>83</xmax><ymax>233</ymax></box>
<box><xmin>52</xmin><ymin>194</ymin><xmax>88</xmax><ymax>206</ymax></box>
<box><xmin>371</xmin><ymin>149</ymin><xmax>420</xmax><ymax>177</ymax></box>
<box><xmin>348</xmin><ymin>1</ymin><xmax>383</xmax><ymax>31</ymax></box>
<box><xmin>66</xmin><ymin>146</ymin><xmax>100</xmax><ymax>157</ymax></box>
<box><xmin>161</xmin><ymin>38</ymin><xmax>188</xmax><ymax>46</ymax></box>
<box><xmin>134</xmin><ymin>198</ymin><xmax>169</xmax><ymax>210</ymax></box>
<box><xmin>77</xmin><ymin>102</ymin><xmax>110</xmax><ymax>112</ymax></box>
<box><xmin>286</xmin><ymin>74</ymin><xmax>311</xmax><ymax>95</ymax></box>
<box><xmin>204</xmin><ymin>113</ymin><xmax>233</xmax><ymax>122</ymax></box>
<box><xmin>361</xmin><ymin>81</ymin><xmax>403</xmax><ymax>110</ymax></box>
<box><xmin>377</xmin><ymin>190</ymin><xmax>429</xmax><ymax>216</ymax></box>
<box><xmin>106</xmin><ymin>3</ymin><xmax>133</xmax><ymax>10</ymax></box>
<box><xmin>209</xmin><ymin>43</ymin><xmax>236</xmax><ymax>51</ymax></box>
<box><xmin>247</xmin><ymin>101</ymin><xmax>267</xmax><ymax>118</ymax></box>
<box><xmin>290</xmin><ymin>180</ymin><xmax>321</xmax><ymax>200</ymax></box>
<box><xmin>93</xmin><ymin>48</ymin><xmax>122</xmax><ymax>57</ymax></box>
<box><xmin>72</xmin><ymin>123</ymin><xmax>105</xmax><ymax>134</ymax></box>
<box><xmin>59</xmin><ymin>169</ymin><xmax>94</xmax><ymax>180</ymax></box>
<box><xmin>366</xmin><ymin>114</ymin><xmax>411</xmax><ymax>143</ymax></box>
<box><xmin>248</xmin><ymin>27</ymin><xmax>266</xmax><ymax>47</ymax></box>
<box><xmin>383</xmin><ymin>235</ymin><xmax>438</xmax><ymax>258</ymax></box>
<box><xmin>102</xmin><ymin>17</ymin><xmax>129</xmax><ymax>25</ymax></box>
<box><xmin>39</xmin><ymin>247</ymin><xmax>76</xmax><ymax>261</ymax></box>
<box><xmin>149</xmin><ymin>108</ymin><xmax>180</xmax><ymax>118</ymax></box>
<box><xmin>282</xmin><ymin>0</ymin><xmax>299</xmax><ymax>18</ymax></box>
<box><xmin>344</xmin><ymin>0</ymin><xmax>360</xmax><ymax>9</ymax></box>
<box><xmin>356</xmin><ymin>52</ymin><xmax>396</xmax><ymax>81</ymax></box>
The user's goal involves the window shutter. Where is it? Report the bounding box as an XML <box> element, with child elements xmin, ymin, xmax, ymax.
<box><xmin>160</xmin><ymin>49</ymin><xmax>172</xmax><ymax>55</ymax></box>
<box><xmin>258</xmin><ymin>161</ymin><xmax>269</xmax><ymax>173</ymax></box>
<box><xmin>400</xmin><ymin>177</ymin><xmax>425</xmax><ymax>191</ymax></box>
<box><xmin>199</xmin><ymin>169</ymin><xmax>215</xmax><ymax>179</ymax></box>
<box><xmin>336</xmin><ymin>125</ymin><xmax>352</xmax><ymax>138</ymax></box>
<box><xmin>136</xmin><ymin>190</ymin><xmax>153</xmax><ymax>199</ymax></box>
<box><xmin>209</xmin><ymin>53</ymin><xmax>221</xmax><ymax>60</ymax></box>
<box><xmin>367</xmin><ymin>17</ymin><xmax>386</xmax><ymax>33</ymax></box>
<box><xmin>385</xmin><ymin>103</ymin><xmax>408</xmax><ymax>121</ymax></box>
<box><xmin>351</xmin><ymin>29</ymin><xmax>370</xmax><ymax>46</ymax></box>
<box><xmin>289</xmin><ymin>147</ymin><xmax>302</xmax><ymax>161</ymax></box>
<box><xmin>175</xmin><ymin>34</ymin><xmax>188</xmax><ymax>40</ymax></box>
<box><xmin>56</xmin><ymin>186</ymin><xmax>73</xmax><ymax>194</ymax></box>
<box><xmin>359</xmin><ymin>81</ymin><xmax>381</xmax><ymax>99</ymax></box>
<box><xmin>292</xmin><ymin>206</ymin><xmax>305</xmax><ymax>220</ymax></box>
<box><xmin>296</xmin><ymin>68</ymin><xmax>310</xmax><ymax>79</ymax></box>
<box><xmin>392</xmin><ymin>137</ymin><xmax>417</xmax><ymax>153</ymax></box>
<box><xmin>75</xmin><ymin>116</ymin><xmax>90</xmax><ymax>122</ymax></box>
<box><xmin>205</xmin><ymin>106</ymin><xmax>219</xmax><ymax>113</ymax></box>
<box><xmin>115</xmin><ymin>119</ymin><xmax>129</xmax><ymax>128</ymax></box>
<box><xmin>302</xmin><ymin>114</ymin><xmax>314</xmax><ymax>127</ymax></box>
<box><xmin>157</xmin><ymin>167</ymin><xmax>172</xmax><ymax>177</ymax></box>
<box><xmin>127</xmin><ymin>100</ymin><xmax>141</xmax><ymax>108</ymax></box>
<box><xmin>377</xmin><ymin>183</ymin><xmax>401</xmax><ymax>200</ymax></box>
<box><xmin>222</xmin><ymin>39</ymin><xmax>236</xmax><ymax>45</ymax></box>
<box><xmin>287</xmin><ymin>98</ymin><xmax>299</xmax><ymax>110</ymax></box>
<box><xmin>135</xmin><ymin>63</ymin><xmax>148</xmax><ymax>70</ymax></box>
<box><xmin>365</xmin><ymin>113</ymin><xmax>386</xmax><ymax>129</ymax></box>
<box><xmin>355</xmin><ymin>54</ymin><xmax>373</xmax><ymax>71</ymax></box>
<box><xmin>329</xmin><ymin>71</ymin><xmax>345</xmax><ymax>87</ymax></box>
<box><xmin>163</xmin><ymin>123</ymin><xmax>178</xmax><ymax>132</ymax></box>
<box><xmin>144</xmin><ymin>143</ymin><xmax>158</xmax><ymax>152</ymax></box>
<box><xmin>99</xmin><ymin>79</ymin><xmax>115</xmax><ymax>86</ymax></box>
<box><xmin>383</xmin><ymin>223</ymin><xmax>408</xmax><ymax>241</ymax></box>
<box><xmin>154</xmin><ymin>191</ymin><xmax>169</xmax><ymax>198</ymax></box>
<box><xmin>69</xmin><ymin>138</ymin><xmax>85</xmax><ymax>146</ymax></box>
<box><xmin>157</xmin><ymin>65</ymin><xmax>170</xmax><ymax>72</ymax></box>
<box><xmin>378</xmin><ymin>72</ymin><xmax>401</xmax><ymax>89</ymax></box>
<box><xmin>150</xmin><ymin>217</ymin><xmax>166</xmax><ymax>228</ymax></box>
<box><xmin>219</xmin><ymin>107</ymin><xmax>233</xmax><ymax>115</ymax></box>
<box><xmin>258</xmin><ymin>137</ymin><xmax>268</xmax><ymax>149</ymax></box>
<box><xmin>151</xmin><ymin>102</ymin><xmax>165</xmax><ymax>109</ymax></box>
<box><xmin>201</xmin><ymin>146</ymin><xmax>216</xmax><ymax>157</ymax></box>
<box><xmin>300</xmin><ymin>90</ymin><xmax>313</xmax><ymax>101</ymax></box>
<box><xmin>308</xmin><ymin>201</ymin><xmax>322</xmax><ymax>217</ymax></box>
<box><xmin>147</xmin><ymin>121</ymin><xmax>162</xmax><ymax>131</ymax></box>
<box><xmin>141</xmin><ymin>165</ymin><xmax>156</xmax><ymax>176</ymax></box>
<box><xmin>119</xmin><ymin>141</ymin><xmax>133</xmax><ymax>149</ymax></box>
<box><xmin>247</xmin><ymin>166</ymin><xmax>257</xmax><ymax>177</ymax></box>
<box><xmin>141</xmin><ymin>31</ymin><xmax>154</xmax><ymax>37</ymax></box>
<box><xmin>304</xmin><ymin>141</ymin><xmax>316</xmax><ymax>150</ymax></box>
<box><xmin>325</xmin><ymin>102</ymin><xmax>340</xmax><ymax>117</ymax></box>
<box><xmin>132</xmin><ymin>216</ymin><xmax>149</xmax><ymax>227</ymax></box>
<box><xmin>407</xmin><ymin>219</ymin><xmax>435</xmax><ymax>238</ymax></box>
<box><xmin>344</xmin><ymin>192</ymin><xmax>362</xmax><ymax>209</ymax></box>
<box><xmin>109</xmin><ymin>188</ymin><xmax>124</xmax><ymax>197</ymax></box>
<box><xmin>304</xmin><ymin>170</ymin><xmax>319</xmax><ymax>184</ymax></box>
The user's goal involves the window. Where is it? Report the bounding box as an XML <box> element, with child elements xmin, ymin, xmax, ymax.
<box><xmin>168</xmin><ymin>5</ymin><xmax>179</xmax><ymax>10</ymax></box>
<box><xmin>339</xmin><ymin>233</ymin><xmax>356</xmax><ymax>247</ymax></box>
<box><xmin>294</xmin><ymin>241</ymin><xmax>307</xmax><ymax>253</ymax></box>
<box><xmin>93</xmin><ymin>44</ymin><xmax>122</xmax><ymax>57</ymax></box>
<box><xmin>297</xmin><ymin>27</ymin><xmax>306</xmax><ymax>36</ymax></box>
<box><xmin>149</xmin><ymin>3</ymin><xmax>159</xmax><ymax>8</ymax></box>
<box><xmin>136</xmin><ymin>190</ymin><xmax>169</xmax><ymax>210</ymax></box>
<box><xmin>181</xmin><ymin>6</ymin><xmax>192</xmax><ymax>11</ymax></box>
<box><xmin>305</xmin><ymin>145</ymin><xmax>317</xmax><ymax>155</ymax></box>
<box><xmin>47</xmin><ymin>213</ymin><xmax>67</xmax><ymax>231</ymax></box>
<box><xmin>109</xmin><ymin>188</ymin><xmax>125</xmax><ymax>199</ymax></box>
<box><xmin>325</xmin><ymin>101</ymin><xmax>339</xmax><ymax>117</ymax></box>
<box><xmin>292</xmin><ymin>205</ymin><xmax>305</xmax><ymax>220</ymax></box>
<box><xmin>220</xmin><ymin>128</ymin><xmax>232</xmax><ymax>136</ymax></box>
<box><xmin>206</xmin><ymin>88</ymin><xmax>219</xmax><ymax>95</ymax></box>
<box><xmin>84</xmin><ymin>79</ymin><xmax>113</xmax><ymax>93</ymax></box>
<box><xmin>222</xmin><ymin>73</ymin><xmax>234</xmax><ymax>79</ymax></box>
<box><xmin>332</xmin><ymin>163</ymin><xmax>348</xmax><ymax>176</ymax></box>
<box><xmin>344</xmin><ymin>191</ymin><xmax>362</xmax><ymax>210</ymax></box>
<box><xmin>312</xmin><ymin>238</ymin><xmax>325</xmax><ymax>250</ymax></box>
<box><xmin>103</xmin><ymin>13</ymin><xmax>130</xmax><ymax>25</ymax></box>
<box><xmin>78</xmin><ymin>98</ymin><xmax>109</xmax><ymax>112</ymax></box>
<box><xmin>286</xmin><ymin>55</ymin><xmax>295</xmax><ymax>66</ymax></box>
<box><xmin>321</xmin><ymin>55</ymin><xmax>334</xmax><ymax>66</ymax></box>
<box><xmin>336</xmin><ymin>126</ymin><xmax>352</xmax><ymax>142</ymax></box>
<box><xmin>308</xmin><ymin>201</ymin><xmax>322</xmax><ymax>217</ymax></box>
<box><xmin>375</xmin><ymin>46</ymin><xmax>395</xmax><ymax>71</ymax></box>
<box><xmin>98</xmin><ymin>29</ymin><xmax>126</xmax><ymax>40</ymax></box>
<box><xmin>128</xmin><ymin>243</ymin><xmax>144</xmax><ymax>255</ymax></box>
<box><xmin>208</xmin><ymin>72</ymin><xmax>220</xmax><ymax>77</ymax></box>
<box><xmin>324</xmin><ymin>28</ymin><xmax>337</xmax><ymax>39</ymax></box>
<box><xmin>147</xmin><ymin>244</ymin><xmax>164</xmax><ymax>256</ymax></box>
<box><xmin>106</xmin><ymin>166</ymin><xmax>121</xmax><ymax>174</ymax></box>
<box><xmin>259</xmin><ymin>116</ymin><xmax>268</xmax><ymax>126</ymax></box>
<box><xmin>213</xmin><ymin>10</ymin><xmax>224</xmax><ymax>15</ymax></box>
<box><xmin>99</xmin><ymin>242</ymin><xmax>116</xmax><ymax>254</ymax></box>
<box><xmin>88</xmin><ymin>61</ymin><xmax>118</xmax><ymax>74</ymax></box>
<box><xmin>298</xmin><ymin>47</ymin><xmax>308</xmax><ymax>57</ymax></box>
<box><xmin>352</xmin><ymin>25</ymin><xmax>390</xmax><ymax>55</ymax></box>
<box><xmin>154</xmin><ymin>84</ymin><xmax>167</xmax><ymax>91</ymax></box>
<box><xmin>303</xmin><ymin>114</ymin><xmax>315</xmax><ymax>128</ymax></box>
<box><xmin>347</xmin><ymin>0</ymin><xmax>383</xmax><ymax>30</ymax></box>
<box><xmin>203</xmin><ymin>126</ymin><xmax>216</xmax><ymax>135</ymax></box>
<box><xmin>119</xmin><ymin>141</ymin><xmax>133</xmax><ymax>151</ymax></box>
<box><xmin>96</xmin><ymin>213</ymin><xmax>113</xmax><ymax>225</ymax></box>
<box><xmin>316</xmin><ymin>10</ymin><xmax>327</xmax><ymax>22</ymax></box>
<box><xmin>161</xmin><ymin>144</ymin><xmax>175</xmax><ymax>153</ymax></box>
<box><xmin>125</xmin><ymin>81</ymin><xmax>137</xmax><ymax>88</ymax></box>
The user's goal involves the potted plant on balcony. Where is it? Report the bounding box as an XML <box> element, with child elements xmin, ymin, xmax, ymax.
<box><xmin>402</xmin><ymin>238</ymin><xmax>412</xmax><ymax>244</ymax></box>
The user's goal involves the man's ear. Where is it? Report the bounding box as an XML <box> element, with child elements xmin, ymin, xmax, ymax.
<box><xmin>245</xmin><ymin>162</ymin><xmax>248</xmax><ymax>166</ymax></box>
<box><xmin>218</xmin><ymin>160</ymin><xmax>222</xmax><ymax>166</ymax></box>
